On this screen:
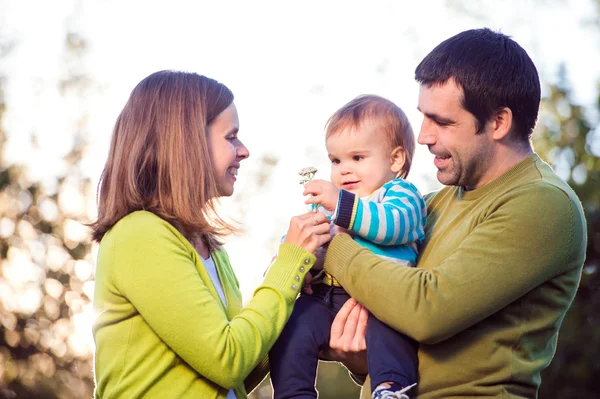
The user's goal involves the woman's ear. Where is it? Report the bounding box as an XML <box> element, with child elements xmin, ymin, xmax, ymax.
<box><xmin>390</xmin><ymin>146</ymin><xmax>406</xmax><ymax>175</ymax></box>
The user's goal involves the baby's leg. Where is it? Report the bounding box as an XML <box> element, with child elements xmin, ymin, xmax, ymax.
<box><xmin>269</xmin><ymin>294</ymin><xmax>335</xmax><ymax>399</ymax></box>
<box><xmin>367</xmin><ymin>313</ymin><xmax>418</xmax><ymax>397</ymax></box>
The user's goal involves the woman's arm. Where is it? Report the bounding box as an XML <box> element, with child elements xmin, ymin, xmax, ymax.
<box><xmin>112</xmin><ymin>212</ymin><xmax>330</xmax><ymax>389</ymax></box>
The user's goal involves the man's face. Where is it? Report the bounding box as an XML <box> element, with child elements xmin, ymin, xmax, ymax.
<box><xmin>417</xmin><ymin>79</ymin><xmax>494</xmax><ymax>190</ymax></box>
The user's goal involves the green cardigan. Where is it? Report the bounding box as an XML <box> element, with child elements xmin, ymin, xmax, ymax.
<box><xmin>325</xmin><ymin>155</ymin><xmax>587</xmax><ymax>398</ymax></box>
<box><xmin>93</xmin><ymin>211</ymin><xmax>314</xmax><ymax>398</ymax></box>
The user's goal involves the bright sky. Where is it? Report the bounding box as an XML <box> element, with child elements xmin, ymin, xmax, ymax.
<box><xmin>1</xmin><ymin>0</ymin><xmax>599</xmax><ymax>300</ymax></box>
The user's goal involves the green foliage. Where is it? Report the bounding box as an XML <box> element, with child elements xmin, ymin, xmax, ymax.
<box><xmin>0</xmin><ymin>34</ymin><xmax>95</xmax><ymax>398</ymax></box>
<box><xmin>249</xmin><ymin>362</ymin><xmax>361</xmax><ymax>399</ymax></box>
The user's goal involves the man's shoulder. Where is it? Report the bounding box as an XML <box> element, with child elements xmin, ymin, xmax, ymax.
<box><xmin>497</xmin><ymin>157</ymin><xmax>583</xmax><ymax>215</ymax></box>
<box><xmin>531</xmin><ymin>156</ymin><xmax>582</xmax><ymax>202</ymax></box>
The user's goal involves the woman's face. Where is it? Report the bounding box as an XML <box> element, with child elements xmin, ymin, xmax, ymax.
<box><xmin>207</xmin><ymin>103</ymin><xmax>250</xmax><ymax>197</ymax></box>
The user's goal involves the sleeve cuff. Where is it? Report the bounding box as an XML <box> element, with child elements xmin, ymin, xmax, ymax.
<box><xmin>332</xmin><ymin>189</ymin><xmax>356</xmax><ymax>229</ymax></box>
<box><xmin>261</xmin><ymin>243</ymin><xmax>315</xmax><ymax>303</ymax></box>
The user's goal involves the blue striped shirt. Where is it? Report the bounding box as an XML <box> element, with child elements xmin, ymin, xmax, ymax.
<box><xmin>332</xmin><ymin>178</ymin><xmax>426</xmax><ymax>265</ymax></box>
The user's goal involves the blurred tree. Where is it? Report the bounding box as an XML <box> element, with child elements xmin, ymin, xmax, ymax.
<box><xmin>249</xmin><ymin>361</ymin><xmax>361</xmax><ymax>399</ymax></box>
<box><xmin>536</xmin><ymin>67</ymin><xmax>600</xmax><ymax>398</ymax></box>
<box><xmin>0</xmin><ymin>30</ymin><xmax>96</xmax><ymax>398</ymax></box>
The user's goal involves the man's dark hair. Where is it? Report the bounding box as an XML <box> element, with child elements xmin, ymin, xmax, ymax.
<box><xmin>415</xmin><ymin>28</ymin><xmax>541</xmax><ymax>141</ymax></box>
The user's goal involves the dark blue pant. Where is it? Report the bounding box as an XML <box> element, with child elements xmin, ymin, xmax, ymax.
<box><xmin>269</xmin><ymin>283</ymin><xmax>418</xmax><ymax>399</ymax></box>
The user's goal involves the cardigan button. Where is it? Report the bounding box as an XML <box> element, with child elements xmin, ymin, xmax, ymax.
<box><xmin>304</xmin><ymin>258</ymin><xmax>310</xmax><ymax>265</ymax></box>
<box><xmin>295</xmin><ymin>275</ymin><xmax>300</xmax><ymax>281</ymax></box>
<box><xmin>292</xmin><ymin>284</ymin><xmax>298</xmax><ymax>290</ymax></box>
<box><xmin>299</xmin><ymin>266</ymin><xmax>305</xmax><ymax>273</ymax></box>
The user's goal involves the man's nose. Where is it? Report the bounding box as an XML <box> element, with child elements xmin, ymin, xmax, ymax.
<box><xmin>417</xmin><ymin>119</ymin><xmax>436</xmax><ymax>146</ymax></box>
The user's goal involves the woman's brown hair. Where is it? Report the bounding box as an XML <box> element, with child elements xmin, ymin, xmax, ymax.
<box><xmin>325</xmin><ymin>94</ymin><xmax>415</xmax><ymax>179</ymax></box>
<box><xmin>91</xmin><ymin>70</ymin><xmax>234</xmax><ymax>249</ymax></box>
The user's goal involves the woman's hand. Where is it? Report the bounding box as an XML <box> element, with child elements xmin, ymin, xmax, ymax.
<box><xmin>319</xmin><ymin>298</ymin><xmax>369</xmax><ymax>376</ymax></box>
<box><xmin>284</xmin><ymin>212</ymin><xmax>331</xmax><ymax>254</ymax></box>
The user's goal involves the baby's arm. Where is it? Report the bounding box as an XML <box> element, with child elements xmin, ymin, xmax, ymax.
<box><xmin>333</xmin><ymin>180</ymin><xmax>426</xmax><ymax>246</ymax></box>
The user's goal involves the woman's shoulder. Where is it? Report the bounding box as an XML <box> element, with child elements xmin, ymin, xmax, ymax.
<box><xmin>110</xmin><ymin>210</ymin><xmax>166</xmax><ymax>232</ymax></box>
<box><xmin>103</xmin><ymin>210</ymin><xmax>187</xmax><ymax>247</ymax></box>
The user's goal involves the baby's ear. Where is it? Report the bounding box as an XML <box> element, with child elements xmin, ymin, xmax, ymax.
<box><xmin>390</xmin><ymin>146</ymin><xmax>406</xmax><ymax>175</ymax></box>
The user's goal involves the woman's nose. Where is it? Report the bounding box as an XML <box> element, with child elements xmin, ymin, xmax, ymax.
<box><xmin>237</xmin><ymin>141</ymin><xmax>250</xmax><ymax>159</ymax></box>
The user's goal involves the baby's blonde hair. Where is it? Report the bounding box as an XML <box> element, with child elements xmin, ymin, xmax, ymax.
<box><xmin>325</xmin><ymin>95</ymin><xmax>415</xmax><ymax>179</ymax></box>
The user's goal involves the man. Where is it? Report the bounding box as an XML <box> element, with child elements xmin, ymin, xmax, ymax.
<box><xmin>322</xmin><ymin>28</ymin><xmax>587</xmax><ymax>398</ymax></box>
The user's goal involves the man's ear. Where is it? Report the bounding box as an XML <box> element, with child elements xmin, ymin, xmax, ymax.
<box><xmin>492</xmin><ymin>107</ymin><xmax>513</xmax><ymax>141</ymax></box>
<box><xmin>390</xmin><ymin>146</ymin><xmax>406</xmax><ymax>175</ymax></box>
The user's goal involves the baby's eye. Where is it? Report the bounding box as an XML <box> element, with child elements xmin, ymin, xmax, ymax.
<box><xmin>331</xmin><ymin>158</ymin><xmax>340</xmax><ymax>165</ymax></box>
<box><xmin>353</xmin><ymin>155</ymin><xmax>364</xmax><ymax>161</ymax></box>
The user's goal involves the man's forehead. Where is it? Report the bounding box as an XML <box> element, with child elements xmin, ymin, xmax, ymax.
<box><xmin>418</xmin><ymin>81</ymin><xmax>464</xmax><ymax>111</ymax></box>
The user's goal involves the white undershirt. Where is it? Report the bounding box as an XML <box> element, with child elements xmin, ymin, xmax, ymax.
<box><xmin>202</xmin><ymin>254</ymin><xmax>227</xmax><ymax>306</ymax></box>
<box><xmin>202</xmin><ymin>255</ymin><xmax>236</xmax><ymax>399</ymax></box>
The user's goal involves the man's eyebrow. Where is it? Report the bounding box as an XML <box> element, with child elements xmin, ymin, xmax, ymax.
<box><xmin>417</xmin><ymin>107</ymin><xmax>455</xmax><ymax>125</ymax></box>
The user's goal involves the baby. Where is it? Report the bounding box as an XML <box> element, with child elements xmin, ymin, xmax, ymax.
<box><xmin>269</xmin><ymin>95</ymin><xmax>426</xmax><ymax>399</ymax></box>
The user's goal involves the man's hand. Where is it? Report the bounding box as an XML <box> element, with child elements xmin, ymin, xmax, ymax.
<box><xmin>304</xmin><ymin>179</ymin><xmax>340</xmax><ymax>212</ymax></box>
<box><xmin>319</xmin><ymin>298</ymin><xmax>369</xmax><ymax>376</ymax></box>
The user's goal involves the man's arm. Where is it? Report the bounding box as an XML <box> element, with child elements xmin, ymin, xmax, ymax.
<box><xmin>324</xmin><ymin>184</ymin><xmax>586</xmax><ymax>344</ymax></box>
<box><xmin>332</xmin><ymin>180</ymin><xmax>426</xmax><ymax>246</ymax></box>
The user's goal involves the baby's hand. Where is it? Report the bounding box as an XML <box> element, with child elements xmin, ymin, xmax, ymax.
<box><xmin>304</xmin><ymin>180</ymin><xmax>340</xmax><ymax>212</ymax></box>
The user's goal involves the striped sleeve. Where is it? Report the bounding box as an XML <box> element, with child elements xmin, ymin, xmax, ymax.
<box><xmin>332</xmin><ymin>179</ymin><xmax>426</xmax><ymax>246</ymax></box>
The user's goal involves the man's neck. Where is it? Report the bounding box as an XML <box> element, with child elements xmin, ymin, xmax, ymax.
<box><xmin>464</xmin><ymin>144</ymin><xmax>534</xmax><ymax>191</ymax></box>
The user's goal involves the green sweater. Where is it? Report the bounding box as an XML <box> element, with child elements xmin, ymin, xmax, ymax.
<box><xmin>93</xmin><ymin>211</ymin><xmax>314</xmax><ymax>398</ymax></box>
<box><xmin>324</xmin><ymin>155</ymin><xmax>586</xmax><ymax>398</ymax></box>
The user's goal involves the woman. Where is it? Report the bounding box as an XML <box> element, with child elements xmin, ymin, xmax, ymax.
<box><xmin>91</xmin><ymin>70</ymin><xmax>332</xmax><ymax>398</ymax></box>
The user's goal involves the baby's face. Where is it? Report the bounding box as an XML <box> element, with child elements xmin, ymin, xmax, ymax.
<box><xmin>326</xmin><ymin>124</ymin><xmax>398</xmax><ymax>197</ymax></box>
